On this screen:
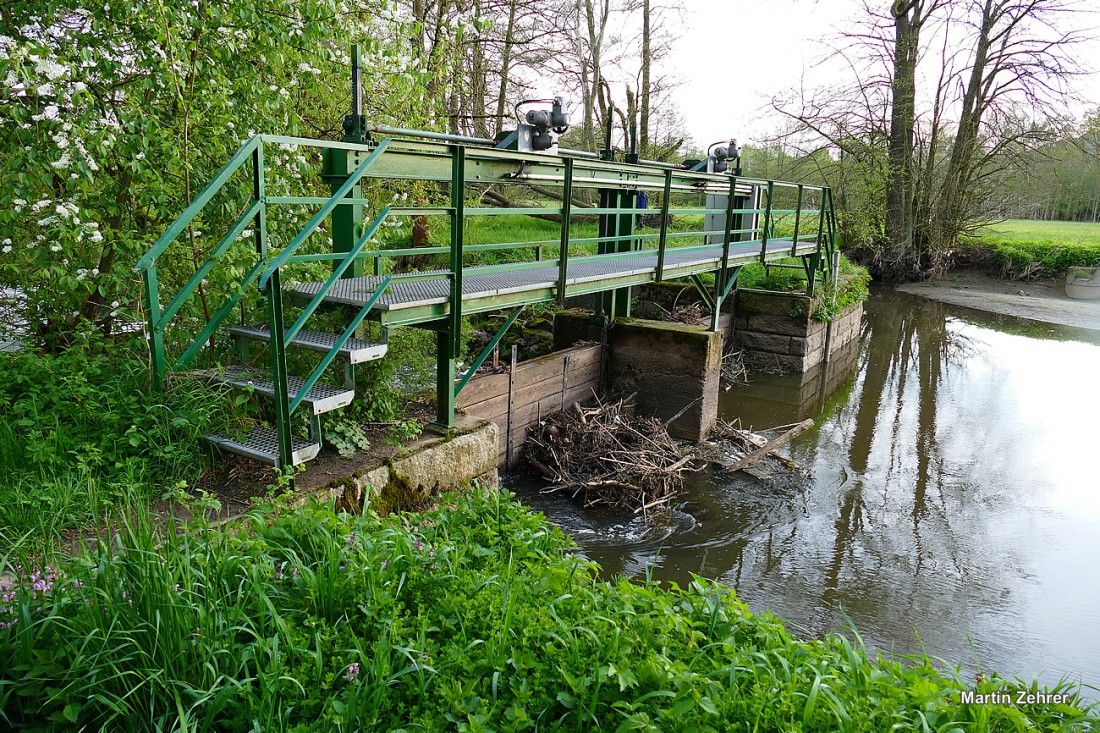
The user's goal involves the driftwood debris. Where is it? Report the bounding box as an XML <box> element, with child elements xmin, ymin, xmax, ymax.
<box><xmin>720</xmin><ymin>419</ymin><xmax>814</xmax><ymax>472</ymax></box>
<box><xmin>524</xmin><ymin>394</ymin><xmax>691</xmax><ymax>518</ymax></box>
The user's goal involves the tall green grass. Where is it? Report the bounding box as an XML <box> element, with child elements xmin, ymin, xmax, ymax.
<box><xmin>1</xmin><ymin>490</ymin><xmax>1094</xmax><ymax>731</ymax></box>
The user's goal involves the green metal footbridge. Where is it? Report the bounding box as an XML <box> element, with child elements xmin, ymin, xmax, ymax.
<box><xmin>138</xmin><ymin>124</ymin><xmax>836</xmax><ymax>470</ymax></box>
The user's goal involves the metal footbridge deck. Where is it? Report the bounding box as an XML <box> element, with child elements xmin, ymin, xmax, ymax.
<box><xmin>294</xmin><ymin>239</ymin><xmax>818</xmax><ymax>324</ymax></box>
<box><xmin>137</xmin><ymin>126</ymin><xmax>837</xmax><ymax>469</ymax></box>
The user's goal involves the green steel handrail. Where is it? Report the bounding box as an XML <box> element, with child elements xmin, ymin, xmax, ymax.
<box><xmin>284</xmin><ymin>205</ymin><xmax>394</xmax><ymax>346</ymax></box>
<box><xmin>173</xmin><ymin>258</ymin><xmax>269</xmax><ymax>371</ymax></box>
<box><xmin>136</xmin><ymin>136</ymin><xmax>262</xmax><ymax>273</ymax></box>
<box><xmin>158</xmin><ymin>200</ymin><xmax>263</xmax><ymax>326</ymax></box>
<box><xmin>288</xmin><ymin>276</ymin><xmax>393</xmax><ymax>416</ymax></box>
<box><xmin>259</xmin><ymin>138</ymin><xmax>392</xmax><ymax>288</ymax></box>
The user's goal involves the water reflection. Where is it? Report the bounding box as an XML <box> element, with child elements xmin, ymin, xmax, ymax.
<box><xmin>515</xmin><ymin>288</ymin><xmax>1100</xmax><ymax>691</ymax></box>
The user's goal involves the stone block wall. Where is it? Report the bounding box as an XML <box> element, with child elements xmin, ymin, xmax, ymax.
<box><xmin>608</xmin><ymin>319</ymin><xmax>722</xmax><ymax>441</ymax></box>
<box><xmin>733</xmin><ymin>289</ymin><xmax>863</xmax><ymax>373</ymax></box>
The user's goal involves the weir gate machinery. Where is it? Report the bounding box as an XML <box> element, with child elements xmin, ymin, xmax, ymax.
<box><xmin>136</xmin><ymin>47</ymin><xmax>838</xmax><ymax>472</ymax></box>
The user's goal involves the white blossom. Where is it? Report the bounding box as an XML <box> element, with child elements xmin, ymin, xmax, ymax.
<box><xmin>34</xmin><ymin>57</ymin><xmax>66</xmax><ymax>80</ymax></box>
<box><xmin>1</xmin><ymin>246</ymin><xmax>11</xmax><ymax>254</ymax></box>
<box><xmin>50</xmin><ymin>243</ymin><xmax>62</xmax><ymax>252</ymax></box>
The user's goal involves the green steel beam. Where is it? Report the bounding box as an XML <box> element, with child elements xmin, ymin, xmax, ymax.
<box><xmin>656</xmin><ymin>170</ymin><xmax>672</xmax><ymax>281</ymax></box>
<box><xmin>689</xmin><ymin>275</ymin><xmax>716</xmax><ymax>310</ymax></box>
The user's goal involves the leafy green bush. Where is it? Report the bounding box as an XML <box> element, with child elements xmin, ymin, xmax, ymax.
<box><xmin>737</xmin><ymin>256</ymin><xmax>871</xmax><ymax>322</ymax></box>
<box><xmin>1</xmin><ymin>490</ymin><xmax>1094</xmax><ymax>731</ymax></box>
<box><xmin>0</xmin><ymin>339</ymin><xmax>232</xmax><ymax>551</ymax></box>
<box><xmin>985</xmin><ymin>239</ymin><xmax>1100</xmax><ymax>279</ymax></box>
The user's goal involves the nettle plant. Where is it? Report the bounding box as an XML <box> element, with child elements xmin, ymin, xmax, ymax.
<box><xmin>0</xmin><ymin>1</ymin><xmax>428</xmax><ymax>349</ymax></box>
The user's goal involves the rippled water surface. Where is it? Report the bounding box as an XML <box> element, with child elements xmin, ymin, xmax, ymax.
<box><xmin>514</xmin><ymin>288</ymin><xmax>1100</xmax><ymax>692</ymax></box>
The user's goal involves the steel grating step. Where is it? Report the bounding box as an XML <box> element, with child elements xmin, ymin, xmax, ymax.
<box><xmin>228</xmin><ymin>325</ymin><xmax>387</xmax><ymax>364</ymax></box>
<box><xmin>197</xmin><ymin>366</ymin><xmax>354</xmax><ymax>415</ymax></box>
<box><xmin>205</xmin><ymin>427</ymin><xmax>319</xmax><ymax>466</ymax></box>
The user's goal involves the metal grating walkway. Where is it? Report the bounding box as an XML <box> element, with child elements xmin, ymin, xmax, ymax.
<box><xmin>293</xmin><ymin>239</ymin><xmax>815</xmax><ymax>311</ymax></box>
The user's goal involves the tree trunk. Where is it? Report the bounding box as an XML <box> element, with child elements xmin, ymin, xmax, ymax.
<box><xmin>494</xmin><ymin>0</ymin><xmax>519</xmax><ymax>136</ymax></box>
<box><xmin>640</xmin><ymin>0</ymin><xmax>651</xmax><ymax>154</ymax></box>
<box><xmin>885</xmin><ymin>0</ymin><xmax>922</xmax><ymax>279</ymax></box>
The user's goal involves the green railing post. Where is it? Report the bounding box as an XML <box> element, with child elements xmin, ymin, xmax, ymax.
<box><xmin>435</xmin><ymin>329</ymin><xmax>456</xmax><ymax>429</ymax></box>
<box><xmin>557</xmin><ymin>158</ymin><xmax>574</xmax><ymax>304</ymax></box>
<box><xmin>712</xmin><ymin>176</ymin><xmax>737</xmax><ymax>332</ymax></box>
<box><xmin>265</xmin><ymin>268</ymin><xmax>294</xmax><ymax>470</ymax></box>
<box><xmin>253</xmin><ymin>142</ymin><xmax>267</xmax><ymax>259</ymax></box>
<box><xmin>449</xmin><ymin>145</ymin><xmax>465</xmax><ymax>358</ymax></box>
<box><xmin>815</xmin><ymin>187</ymin><xmax>827</xmax><ymax>262</ymax></box>
<box><xmin>790</xmin><ymin>184</ymin><xmax>804</xmax><ymax>256</ymax></box>
<box><xmin>760</xmin><ymin>180</ymin><xmax>774</xmax><ymax>263</ymax></box>
<box><xmin>434</xmin><ymin>144</ymin><xmax>465</xmax><ymax>430</ymax></box>
<box><xmin>142</xmin><ymin>267</ymin><xmax>166</xmax><ymax>390</ymax></box>
<box><xmin>656</xmin><ymin>169</ymin><xmax>672</xmax><ymax>282</ymax></box>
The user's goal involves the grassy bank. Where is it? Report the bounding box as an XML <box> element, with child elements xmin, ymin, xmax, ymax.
<box><xmin>1</xmin><ymin>490</ymin><xmax>1094</xmax><ymax>731</ymax></box>
<box><xmin>971</xmin><ymin>219</ymin><xmax>1100</xmax><ymax>278</ymax></box>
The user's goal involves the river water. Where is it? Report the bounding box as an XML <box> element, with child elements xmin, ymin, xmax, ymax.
<box><xmin>514</xmin><ymin>288</ymin><xmax>1100</xmax><ymax>692</ymax></box>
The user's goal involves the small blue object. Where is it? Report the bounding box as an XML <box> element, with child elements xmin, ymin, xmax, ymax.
<box><xmin>637</xmin><ymin>191</ymin><xmax>648</xmax><ymax>209</ymax></box>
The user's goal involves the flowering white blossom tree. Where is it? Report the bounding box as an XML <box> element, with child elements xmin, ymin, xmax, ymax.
<box><xmin>0</xmin><ymin>1</ymin><xmax>425</xmax><ymax>346</ymax></box>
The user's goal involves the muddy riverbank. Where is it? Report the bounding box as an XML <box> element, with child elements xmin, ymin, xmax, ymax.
<box><xmin>897</xmin><ymin>268</ymin><xmax>1100</xmax><ymax>331</ymax></box>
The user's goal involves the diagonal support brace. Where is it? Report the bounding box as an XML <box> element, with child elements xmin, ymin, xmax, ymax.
<box><xmin>454</xmin><ymin>305</ymin><xmax>525</xmax><ymax>397</ymax></box>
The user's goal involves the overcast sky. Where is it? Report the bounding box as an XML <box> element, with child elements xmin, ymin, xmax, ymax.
<box><xmin>666</xmin><ymin>0</ymin><xmax>1100</xmax><ymax>150</ymax></box>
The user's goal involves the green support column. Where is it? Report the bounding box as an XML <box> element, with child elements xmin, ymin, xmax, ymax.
<box><xmin>325</xmin><ymin>44</ymin><xmax>367</xmax><ymax>279</ymax></box>
<box><xmin>595</xmin><ymin>188</ymin><xmax>636</xmax><ymax>320</ymax></box>
<box><xmin>265</xmin><ymin>269</ymin><xmax>294</xmax><ymax>472</ymax></box>
<box><xmin>328</xmin><ymin>152</ymin><xmax>365</xmax><ymax>279</ymax></box>
<box><xmin>434</xmin><ymin>144</ymin><xmax>465</xmax><ymax>430</ymax></box>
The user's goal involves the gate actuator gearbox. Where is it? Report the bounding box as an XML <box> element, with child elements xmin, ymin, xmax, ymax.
<box><xmin>515</xmin><ymin>97</ymin><xmax>570</xmax><ymax>153</ymax></box>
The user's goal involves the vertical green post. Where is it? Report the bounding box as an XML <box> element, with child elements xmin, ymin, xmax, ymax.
<box><xmin>434</xmin><ymin>144</ymin><xmax>465</xmax><ymax>429</ymax></box>
<box><xmin>449</xmin><ymin>145</ymin><xmax>465</xmax><ymax>357</ymax></box>
<box><xmin>252</xmin><ymin>143</ymin><xmax>267</xmax><ymax>259</ymax></box>
<box><xmin>656</xmin><ymin>170</ymin><xmax>672</xmax><ymax>282</ymax></box>
<box><xmin>142</xmin><ymin>267</ymin><xmax>166</xmax><ymax>390</ymax></box>
<box><xmin>759</xmin><ymin>180</ymin><xmax>774</xmax><ymax>263</ymax></box>
<box><xmin>266</xmin><ymin>269</ymin><xmax>294</xmax><ymax>470</ymax></box>
<box><xmin>557</xmin><ymin>158</ymin><xmax>574</xmax><ymax>304</ymax></box>
<box><xmin>328</xmin><ymin>44</ymin><xmax>366</xmax><ymax>279</ymax></box>
<box><xmin>712</xmin><ymin>177</ymin><xmax>737</xmax><ymax>332</ymax></box>
<box><xmin>611</xmin><ymin>189</ymin><xmax>635</xmax><ymax>318</ymax></box>
<box><xmin>790</xmin><ymin>184</ymin><xmax>804</xmax><ymax>256</ymax></box>
<box><xmin>435</xmin><ymin>329</ymin><xmax>455</xmax><ymax>429</ymax></box>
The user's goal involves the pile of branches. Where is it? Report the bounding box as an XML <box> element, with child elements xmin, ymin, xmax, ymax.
<box><xmin>524</xmin><ymin>394</ymin><xmax>691</xmax><ymax>517</ymax></box>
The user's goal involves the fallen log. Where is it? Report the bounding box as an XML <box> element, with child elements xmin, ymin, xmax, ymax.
<box><xmin>723</xmin><ymin>419</ymin><xmax>814</xmax><ymax>472</ymax></box>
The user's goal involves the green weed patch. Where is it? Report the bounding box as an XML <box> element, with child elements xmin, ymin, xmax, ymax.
<box><xmin>971</xmin><ymin>220</ymin><xmax>1100</xmax><ymax>278</ymax></box>
<box><xmin>0</xmin><ymin>490</ymin><xmax>1093</xmax><ymax>731</ymax></box>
